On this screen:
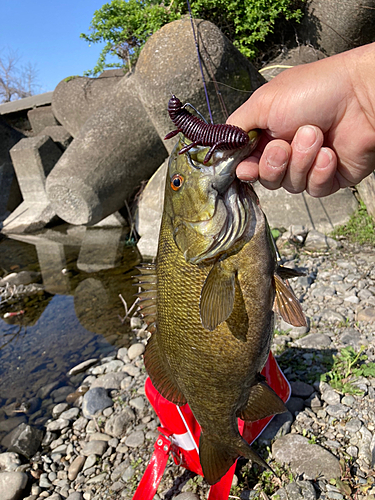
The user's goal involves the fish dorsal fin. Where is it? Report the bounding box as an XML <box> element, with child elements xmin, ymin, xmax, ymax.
<box><xmin>276</xmin><ymin>265</ymin><xmax>305</xmax><ymax>280</ymax></box>
<box><xmin>239</xmin><ymin>381</ymin><xmax>287</xmax><ymax>422</ymax></box>
<box><xmin>200</xmin><ymin>262</ymin><xmax>235</xmax><ymax>331</ymax></box>
<box><xmin>273</xmin><ymin>273</ymin><xmax>307</xmax><ymax>327</ymax></box>
<box><xmin>143</xmin><ymin>333</ymin><xmax>187</xmax><ymax>405</ymax></box>
<box><xmin>134</xmin><ymin>263</ymin><xmax>157</xmax><ymax>328</ymax></box>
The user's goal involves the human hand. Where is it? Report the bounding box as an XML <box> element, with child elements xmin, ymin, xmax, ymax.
<box><xmin>227</xmin><ymin>43</ymin><xmax>375</xmax><ymax>197</ymax></box>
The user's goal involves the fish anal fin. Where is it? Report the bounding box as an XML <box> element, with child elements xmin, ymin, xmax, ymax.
<box><xmin>143</xmin><ymin>334</ymin><xmax>186</xmax><ymax>405</ymax></box>
<box><xmin>274</xmin><ymin>273</ymin><xmax>307</xmax><ymax>327</ymax></box>
<box><xmin>239</xmin><ymin>382</ymin><xmax>287</xmax><ymax>422</ymax></box>
<box><xmin>200</xmin><ymin>433</ymin><xmax>270</xmax><ymax>485</ymax></box>
<box><xmin>200</xmin><ymin>263</ymin><xmax>235</xmax><ymax>331</ymax></box>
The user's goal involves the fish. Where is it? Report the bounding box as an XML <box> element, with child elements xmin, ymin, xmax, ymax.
<box><xmin>137</xmin><ymin>130</ymin><xmax>306</xmax><ymax>485</ymax></box>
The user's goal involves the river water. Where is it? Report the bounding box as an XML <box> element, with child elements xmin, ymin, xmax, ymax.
<box><xmin>0</xmin><ymin>224</ymin><xmax>142</xmax><ymax>446</ymax></box>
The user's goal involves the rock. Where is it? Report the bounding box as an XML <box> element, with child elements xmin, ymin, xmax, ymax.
<box><xmin>111</xmin><ymin>460</ymin><xmax>131</xmax><ymax>481</ymax></box>
<box><xmin>286</xmin><ymin>397</ymin><xmax>305</xmax><ymax>415</ymax></box>
<box><xmin>66</xmin><ymin>493</ymin><xmax>83</xmax><ymax>500</ymax></box>
<box><xmin>46</xmin><ymin>419</ymin><xmax>70</xmax><ymax>432</ymax></box>
<box><xmin>88</xmin><ymin>432</ymin><xmax>112</xmax><ymax>442</ymax></box>
<box><xmin>104</xmin><ymin>409</ymin><xmax>135</xmax><ymax>438</ymax></box>
<box><xmin>290</xmin><ymin>381</ymin><xmax>314</xmax><ymax>398</ymax></box>
<box><xmin>122</xmin><ymin>364</ymin><xmax>141</xmax><ymax>377</ymax></box>
<box><xmin>46</xmin><ymin>74</ymin><xmax>167</xmax><ymax>226</ymax></box>
<box><xmin>51</xmin><ymin>403</ymin><xmax>69</xmax><ymax>418</ymax></box>
<box><xmin>81</xmin><ymin>440</ymin><xmax>108</xmax><ymax>456</ymax></box>
<box><xmin>82</xmin><ymin>387</ymin><xmax>113</xmax><ymax>419</ymax></box>
<box><xmin>304</xmin><ymin>230</ymin><xmax>341</xmax><ymax>251</ymax></box>
<box><xmin>295</xmin><ymin>333</ymin><xmax>332</xmax><ymax>348</ymax></box>
<box><xmin>89</xmin><ymin>372</ymin><xmax>127</xmax><ymax>390</ymax></box>
<box><xmin>82</xmin><ymin>454</ymin><xmax>97</xmax><ymax>470</ymax></box>
<box><xmin>345</xmin><ymin>418</ymin><xmax>362</xmax><ymax>433</ymax></box>
<box><xmin>357</xmin><ymin>307</ymin><xmax>375</xmax><ymax>322</ymax></box>
<box><xmin>285</xmin><ymin>481</ymin><xmax>316</xmax><ymax>500</ymax></box>
<box><xmin>59</xmin><ymin>408</ymin><xmax>79</xmax><ymax>420</ymax></box>
<box><xmin>255</xmin><ymin>185</ymin><xmax>357</xmax><ymax>235</ymax></box>
<box><xmin>51</xmin><ymin>385</ymin><xmax>75</xmax><ymax>403</ymax></box>
<box><xmin>68</xmin><ymin>358</ymin><xmax>98</xmax><ymax>376</ymax></box>
<box><xmin>124</xmin><ymin>430</ymin><xmax>145</xmax><ymax>448</ymax></box>
<box><xmin>0</xmin><ymin>417</ymin><xmax>27</xmax><ymax>433</ymax></box>
<box><xmin>321</xmin><ymin>390</ymin><xmax>341</xmax><ymax>405</ymax></box>
<box><xmin>6</xmin><ymin>424</ymin><xmax>43</xmax><ymax>459</ymax></box>
<box><xmin>129</xmin><ymin>397</ymin><xmax>145</xmax><ymax>411</ymax></box>
<box><xmin>127</xmin><ymin>343</ymin><xmax>146</xmax><ymax>360</ymax></box>
<box><xmin>0</xmin><ymin>471</ymin><xmax>28</xmax><ymax>500</ymax></box>
<box><xmin>272</xmin><ymin>434</ymin><xmax>341</xmax><ymax>480</ymax></box>
<box><xmin>174</xmin><ymin>494</ymin><xmax>200</xmax><ymax>500</ymax></box>
<box><xmin>258</xmin><ymin>411</ymin><xmax>293</xmax><ymax>443</ymax></box>
<box><xmin>325</xmin><ymin>404</ymin><xmax>349</xmax><ymax>418</ymax></box>
<box><xmin>0</xmin><ymin>452</ymin><xmax>21</xmax><ymax>472</ymax></box>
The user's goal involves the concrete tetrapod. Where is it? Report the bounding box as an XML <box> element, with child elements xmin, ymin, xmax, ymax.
<box><xmin>46</xmin><ymin>75</ymin><xmax>168</xmax><ymax>226</ymax></box>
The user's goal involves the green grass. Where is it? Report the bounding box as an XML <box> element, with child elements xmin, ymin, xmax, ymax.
<box><xmin>331</xmin><ymin>200</ymin><xmax>375</xmax><ymax>245</ymax></box>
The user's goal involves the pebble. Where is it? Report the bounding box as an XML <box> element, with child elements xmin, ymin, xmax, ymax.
<box><xmin>81</xmin><ymin>440</ymin><xmax>108</xmax><ymax>456</ymax></box>
<box><xmin>68</xmin><ymin>359</ymin><xmax>98</xmax><ymax>376</ymax></box>
<box><xmin>0</xmin><ymin>471</ymin><xmax>28</xmax><ymax>500</ymax></box>
<box><xmin>81</xmin><ymin>387</ymin><xmax>113</xmax><ymax>419</ymax></box>
<box><xmin>127</xmin><ymin>343</ymin><xmax>145</xmax><ymax>360</ymax></box>
<box><xmin>68</xmin><ymin>456</ymin><xmax>86</xmax><ymax>481</ymax></box>
<box><xmin>124</xmin><ymin>430</ymin><xmax>145</xmax><ymax>448</ymax></box>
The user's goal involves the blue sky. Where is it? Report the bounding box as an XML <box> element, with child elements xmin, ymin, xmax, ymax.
<box><xmin>0</xmin><ymin>0</ymin><xmax>116</xmax><ymax>94</ymax></box>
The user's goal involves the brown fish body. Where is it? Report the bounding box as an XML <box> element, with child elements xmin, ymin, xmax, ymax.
<box><xmin>141</xmin><ymin>135</ymin><xmax>306</xmax><ymax>484</ymax></box>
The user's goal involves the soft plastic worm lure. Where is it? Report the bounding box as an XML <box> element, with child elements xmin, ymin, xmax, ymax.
<box><xmin>164</xmin><ymin>95</ymin><xmax>249</xmax><ymax>164</ymax></box>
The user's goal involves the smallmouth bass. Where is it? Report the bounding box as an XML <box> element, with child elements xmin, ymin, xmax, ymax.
<box><xmin>137</xmin><ymin>132</ymin><xmax>306</xmax><ymax>485</ymax></box>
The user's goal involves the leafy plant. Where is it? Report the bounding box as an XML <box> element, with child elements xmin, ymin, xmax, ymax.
<box><xmin>331</xmin><ymin>200</ymin><xmax>375</xmax><ymax>246</ymax></box>
<box><xmin>81</xmin><ymin>0</ymin><xmax>303</xmax><ymax>75</ymax></box>
<box><xmin>320</xmin><ymin>345</ymin><xmax>375</xmax><ymax>394</ymax></box>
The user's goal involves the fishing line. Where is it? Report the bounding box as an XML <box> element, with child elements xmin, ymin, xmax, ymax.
<box><xmin>186</xmin><ymin>0</ymin><xmax>214</xmax><ymax>124</ymax></box>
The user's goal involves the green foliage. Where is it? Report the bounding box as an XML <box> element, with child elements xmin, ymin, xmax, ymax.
<box><xmin>331</xmin><ymin>200</ymin><xmax>375</xmax><ymax>246</ymax></box>
<box><xmin>320</xmin><ymin>345</ymin><xmax>375</xmax><ymax>395</ymax></box>
<box><xmin>81</xmin><ymin>0</ymin><xmax>303</xmax><ymax>75</ymax></box>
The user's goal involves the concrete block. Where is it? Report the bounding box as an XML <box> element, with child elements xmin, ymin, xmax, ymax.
<box><xmin>52</xmin><ymin>74</ymin><xmax>124</xmax><ymax>137</ymax></box>
<box><xmin>0</xmin><ymin>118</ymin><xmax>24</xmax><ymax>223</ymax></box>
<box><xmin>9</xmin><ymin>135</ymin><xmax>62</xmax><ymax>204</ymax></box>
<box><xmin>46</xmin><ymin>75</ymin><xmax>168</xmax><ymax>226</ymax></box>
<box><xmin>38</xmin><ymin>125</ymin><xmax>73</xmax><ymax>151</ymax></box>
<box><xmin>27</xmin><ymin>105</ymin><xmax>59</xmax><ymax>134</ymax></box>
<box><xmin>254</xmin><ymin>184</ymin><xmax>359</xmax><ymax>233</ymax></box>
<box><xmin>2</xmin><ymin>135</ymin><xmax>62</xmax><ymax>233</ymax></box>
<box><xmin>356</xmin><ymin>172</ymin><xmax>375</xmax><ymax>221</ymax></box>
<box><xmin>299</xmin><ymin>0</ymin><xmax>375</xmax><ymax>56</ymax></box>
<box><xmin>135</xmin><ymin>159</ymin><xmax>168</xmax><ymax>259</ymax></box>
<box><xmin>133</xmin><ymin>18</ymin><xmax>265</xmax><ymax>153</ymax></box>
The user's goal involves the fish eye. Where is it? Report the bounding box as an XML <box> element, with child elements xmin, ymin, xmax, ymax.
<box><xmin>171</xmin><ymin>174</ymin><xmax>184</xmax><ymax>191</ymax></box>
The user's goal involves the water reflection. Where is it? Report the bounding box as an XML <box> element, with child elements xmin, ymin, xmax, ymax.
<box><xmin>0</xmin><ymin>224</ymin><xmax>142</xmax><ymax>444</ymax></box>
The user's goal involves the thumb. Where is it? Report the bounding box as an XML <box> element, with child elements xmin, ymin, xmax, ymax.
<box><xmin>226</xmin><ymin>85</ymin><xmax>271</xmax><ymax>132</ymax></box>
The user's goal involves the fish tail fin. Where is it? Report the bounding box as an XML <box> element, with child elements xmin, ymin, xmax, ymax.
<box><xmin>199</xmin><ymin>433</ymin><xmax>270</xmax><ymax>485</ymax></box>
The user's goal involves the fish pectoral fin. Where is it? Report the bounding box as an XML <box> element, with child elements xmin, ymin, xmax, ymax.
<box><xmin>200</xmin><ymin>433</ymin><xmax>270</xmax><ymax>485</ymax></box>
<box><xmin>273</xmin><ymin>273</ymin><xmax>307</xmax><ymax>327</ymax></box>
<box><xmin>199</xmin><ymin>263</ymin><xmax>235</xmax><ymax>331</ymax></box>
<box><xmin>239</xmin><ymin>382</ymin><xmax>287</xmax><ymax>422</ymax></box>
<box><xmin>143</xmin><ymin>334</ymin><xmax>187</xmax><ymax>405</ymax></box>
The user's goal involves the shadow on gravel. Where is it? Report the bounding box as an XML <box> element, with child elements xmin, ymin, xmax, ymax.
<box><xmin>276</xmin><ymin>346</ymin><xmax>338</xmax><ymax>385</ymax></box>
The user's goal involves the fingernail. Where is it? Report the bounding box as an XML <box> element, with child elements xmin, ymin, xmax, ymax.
<box><xmin>265</xmin><ymin>146</ymin><xmax>288</xmax><ymax>169</ymax></box>
<box><xmin>315</xmin><ymin>148</ymin><xmax>333</xmax><ymax>169</ymax></box>
<box><xmin>296</xmin><ymin>126</ymin><xmax>318</xmax><ymax>150</ymax></box>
